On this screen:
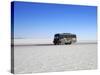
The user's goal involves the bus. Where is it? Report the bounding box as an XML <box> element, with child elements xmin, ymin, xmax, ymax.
<box><xmin>53</xmin><ymin>33</ymin><xmax>77</xmax><ymax>45</ymax></box>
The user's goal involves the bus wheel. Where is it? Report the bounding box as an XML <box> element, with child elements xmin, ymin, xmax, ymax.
<box><xmin>69</xmin><ymin>41</ymin><xmax>72</xmax><ymax>45</ymax></box>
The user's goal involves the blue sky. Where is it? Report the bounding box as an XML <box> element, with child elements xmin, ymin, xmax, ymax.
<box><xmin>13</xmin><ymin>1</ymin><xmax>97</xmax><ymax>40</ymax></box>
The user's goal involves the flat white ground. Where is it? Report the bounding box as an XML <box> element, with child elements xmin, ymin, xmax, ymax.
<box><xmin>14</xmin><ymin>42</ymin><xmax>97</xmax><ymax>74</ymax></box>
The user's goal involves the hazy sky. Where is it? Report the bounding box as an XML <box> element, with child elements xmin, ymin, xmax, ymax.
<box><xmin>13</xmin><ymin>1</ymin><xmax>97</xmax><ymax>40</ymax></box>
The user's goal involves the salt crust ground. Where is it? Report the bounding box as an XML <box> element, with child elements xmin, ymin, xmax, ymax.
<box><xmin>14</xmin><ymin>42</ymin><xmax>97</xmax><ymax>74</ymax></box>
